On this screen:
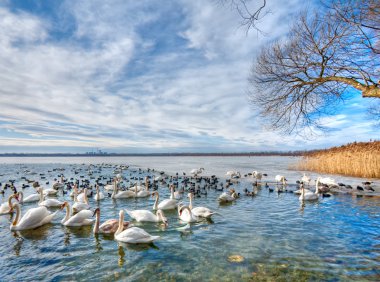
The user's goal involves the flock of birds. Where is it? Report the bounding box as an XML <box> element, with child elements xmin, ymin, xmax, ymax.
<box><xmin>0</xmin><ymin>164</ymin><xmax>377</xmax><ymax>245</ymax></box>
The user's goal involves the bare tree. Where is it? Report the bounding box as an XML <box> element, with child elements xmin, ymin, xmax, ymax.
<box><xmin>218</xmin><ymin>0</ymin><xmax>268</xmax><ymax>31</ymax></box>
<box><xmin>249</xmin><ymin>0</ymin><xmax>380</xmax><ymax>134</ymax></box>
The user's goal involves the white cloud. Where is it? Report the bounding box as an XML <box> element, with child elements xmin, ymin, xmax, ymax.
<box><xmin>0</xmin><ymin>0</ymin><xmax>378</xmax><ymax>153</ymax></box>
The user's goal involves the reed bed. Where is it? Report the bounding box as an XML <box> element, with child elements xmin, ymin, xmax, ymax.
<box><xmin>295</xmin><ymin>141</ymin><xmax>380</xmax><ymax>179</ymax></box>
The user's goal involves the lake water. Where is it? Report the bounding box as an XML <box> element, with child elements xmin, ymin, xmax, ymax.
<box><xmin>0</xmin><ymin>156</ymin><xmax>379</xmax><ymax>281</ymax></box>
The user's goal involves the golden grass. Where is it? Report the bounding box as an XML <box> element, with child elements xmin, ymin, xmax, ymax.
<box><xmin>295</xmin><ymin>141</ymin><xmax>380</xmax><ymax>179</ymax></box>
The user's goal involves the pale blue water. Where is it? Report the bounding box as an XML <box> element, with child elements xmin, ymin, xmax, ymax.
<box><xmin>0</xmin><ymin>156</ymin><xmax>379</xmax><ymax>281</ymax></box>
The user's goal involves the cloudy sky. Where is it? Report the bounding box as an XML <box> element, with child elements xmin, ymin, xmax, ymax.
<box><xmin>0</xmin><ymin>0</ymin><xmax>378</xmax><ymax>153</ymax></box>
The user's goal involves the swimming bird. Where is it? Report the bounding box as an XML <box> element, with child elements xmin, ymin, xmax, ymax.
<box><xmin>114</xmin><ymin>210</ymin><xmax>160</xmax><ymax>244</ymax></box>
<box><xmin>125</xmin><ymin>209</ymin><xmax>168</xmax><ymax>225</ymax></box>
<box><xmin>93</xmin><ymin>208</ymin><xmax>130</xmax><ymax>234</ymax></box>
<box><xmin>0</xmin><ymin>194</ymin><xmax>19</xmax><ymax>215</ymax></box>
<box><xmin>299</xmin><ymin>184</ymin><xmax>318</xmax><ymax>201</ymax></box>
<box><xmin>275</xmin><ymin>175</ymin><xmax>287</xmax><ymax>186</ymax></box>
<box><xmin>93</xmin><ymin>184</ymin><xmax>105</xmax><ymax>201</ymax></box>
<box><xmin>301</xmin><ymin>173</ymin><xmax>312</xmax><ymax>186</ymax></box>
<box><xmin>178</xmin><ymin>206</ymin><xmax>200</xmax><ymax>223</ymax></box>
<box><xmin>17</xmin><ymin>189</ymin><xmax>40</xmax><ymax>203</ymax></box>
<box><xmin>111</xmin><ymin>180</ymin><xmax>135</xmax><ymax>199</ymax></box>
<box><xmin>156</xmin><ymin>186</ymin><xmax>177</xmax><ymax>210</ymax></box>
<box><xmin>188</xmin><ymin>192</ymin><xmax>216</xmax><ymax>218</ymax></box>
<box><xmin>218</xmin><ymin>191</ymin><xmax>238</xmax><ymax>203</ymax></box>
<box><xmin>318</xmin><ymin>177</ymin><xmax>336</xmax><ymax>186</ymax></box>
<box><xmin>226</xmin><ymin>171</ymin><xmax>241</xmax><ymax>179</ymax></box>
<box><xmin>190</xmin><ymin>168</ymin><xmax>204</xmax><ymax>177</ymax></box>
<box><xmin>38</xmin><ymin>188</ymin><xmax>64</xmax><ymax>208</ymax></box>
<box><xmin>60</xmin><ymin>201</ymin><xmax>93</xmax><ymax>227</ymax></box>
<box><xmin>72</xmin><ymin>188</ymin><xmax>90</xmax><ymax>213</ymax></box>
<box><xmin>10</xmin><ymin>202</ymin><xmax>57</xmax><ymax>231</ymax></box>
<box><xmin>252</xmin><ymin>171</ymin><xmax>263</xmax><ymax>182</ymax></box>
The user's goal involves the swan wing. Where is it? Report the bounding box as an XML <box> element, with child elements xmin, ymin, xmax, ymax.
<box><xmin>192</xmin><ymin>206</ymin><xmax>213</xmax><ymax>217</ymax></box>
<box><xmin>64</xmin><ymin>209</ymin><xmax>93</xmax><ymax>226</ymax></box>
<box><xmin>23</xmin><ymin>194</ymin><xmax>40</xmax><ymax>202</ymax></box>
<box><xmin>116</xmin><ymin>191</ymin><xmax>135</xmax><ymax>198</ymax></box>
<box><xmin>17</xmin><ymin>206</ymin><xmax>51</xmax><ymax>229</ymax></box>
<box><xmin>158</xmin><ymin>199</ymin><xmax>176</xmax><ymax>210</ymax></box>
<box><xmin>0</xmin><ymin>202</ymin><xmax>10</xmax><ymax>214</ymax></box>
<box><xmin>126</xmin><ymin>210</ymin><xmax>156</xmax><ymax>222</ymax></box>
<box><xmin>116</xmin><ymin>227</ymin><xmax>159</xmax><ymax>243</ymax></box>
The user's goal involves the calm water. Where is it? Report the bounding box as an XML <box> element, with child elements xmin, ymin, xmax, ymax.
<box><xmin>0</xmin><ymin>156</ymin><xmax>379</xmax><ymax>281</ymax></box>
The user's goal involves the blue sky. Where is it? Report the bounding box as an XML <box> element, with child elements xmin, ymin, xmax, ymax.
<box><xmin>0</xmin><ymin>0</ymin><xmax>378</xmax><ymax>153</ymax></box>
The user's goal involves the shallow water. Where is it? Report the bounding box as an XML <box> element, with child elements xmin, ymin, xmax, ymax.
<box><xmin>0</xmin><ymin>156</ymin><xmax>379</xmax><ymax>281</ymax></box>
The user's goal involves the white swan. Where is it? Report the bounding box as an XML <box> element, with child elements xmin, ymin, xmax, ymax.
<box><xmin>111</xmin><ymin>181</ymin><xmax>135</xmax><ymax>199</ymax></box>
<box><xmin>156</xmin><ymin>186</ymin><xmax>177</xmax><ymax>210</ymax></box>
<box><xmin>38</xmin><ymin>188</ymin><xmax>63</xmax><ymax>208</ymax></box>
<box><xmin>188</xmin><ymin>192</ymin><xmax>216</xmax><ymax>218</ymax></box>
<box><xmin>60</xmin><ymin>201</ymin><xmax>93</xmax><ymax>226</ymax></box>
<box><xmin>190</xmin><ymin>168</ymin><xmax>204</xmax><ymax>176</ymax></box>
<box><xmin>301</xmin><ymin>173</ymin><xmax>312</xmax><ymax>185</ymax></box>
<box><xmin>10</xmin><ymin>203</ymin><xmax>57</xmax><ymax>231</ymax></box>
<box><xmin>72</xmin><ymin>188</ymin><xmax>90</xmax><ymax>213</ymax></box>
<box><xmin>126</xmin><ymin>209</ymin><xmax>168</xmax><ymax>225</ymax></box>
<box><xmin>134</xmin><ymin>184</ymin><xmax>150</xmax><ymax>198</ymax></box>
<box><xmin>299</xmin><ymin>184</ymin><xmax>319</xmax><ymax>201</ymax></box>
<box><xmin>275</xmin><ymin>175</ymin><xmax>287</xmax><ymax>185</ymax></box>
<box><xmin>226</xmin><ymin>171</ymin><xmax>241</xmax><ymax>179</ymax></box>
<box><xmin>93</xmin><ymin>185</ymin><xmax>105</xmax><ymax>201</ymax></box>
<box><xmin>69</xmin><ymin>184</ymin><xmax>79</xmax><ymax>197</ymax></box>
<box><xmin>178</xmin><ymin>206</ymin><xmax>199</xmax><ymax>223</ymax></box>
<box><xmin>104</xmin><ymin>184</ymin><xmax>114</xmax><ymax>191</ymax></box>
<box><xmin>93</xmin><ymin>208</ymin><xmax>130</xmax><ymax>234</ymax></box>
<box><xmin>218</xmin><ymin>192</ymin><xmax>238</xmax><ymax>203</ymax></box>
<box><xmin>252</xmin><ymin>171</ymin><xmax>263</xmax><ymax>181</ymax></box>
<box><xmin>18</xmin><ymin>190</ymin><xmax>40</xmax><ymax>203</ymax></box>
<box><xmin>0</xmin><ymin>194</ymin><xmax>19</xmax><ymax>215</ymax></box>
<box><xmin>317</xmin><ymin>176</ymin><xmax>336</xmax><ymax>186</ymax></box>
<box><xmin>114</xmin><ymin>210</ymin><xmax>160</xmax><ymax>244</ymax></box>
<box><xmin>77</xmin><ymin>189</ymin><xmax>90</xmax><ymax>203</ymax></box>
<box><xmin>42</xmin><ymin>188</ymin><xmax>59</xmax><ymax>196</ymax></box>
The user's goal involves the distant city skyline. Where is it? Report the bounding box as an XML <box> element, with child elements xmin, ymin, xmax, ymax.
<box><xmin>0</xmin><ymin>0</ymin><xmax>379</xmax><ymax>153</ymax></box>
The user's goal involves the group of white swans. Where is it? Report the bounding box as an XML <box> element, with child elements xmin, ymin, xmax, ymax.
<box><xmin>1</xmin><ymin>177</ymin><xmax>220</xmax><ymax>244</ymax></box>
<box><xmin>0</xmin><ymin>166</ymin><xmax>340</xmax><ymax>246</ymax></box>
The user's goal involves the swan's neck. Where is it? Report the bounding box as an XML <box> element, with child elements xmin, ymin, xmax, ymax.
<box><xmin>153</xmin><ymin>193</ymin><xmax>159</xmax><ymax>210</ymax></box>
<box><xmin>39</xmin><ymin>189</ymin><xmax>44</xmax><ymax>204</ymax></box>
<box><xmin>301</xmin><ymin>186</ymin><xmax>305</xmax><ymax>198</ymax></box>
<box><xmin>96</xmin><ymin>186</ymin><xmax>100</xmax><ymax>199</ymax></box>
<box><xmin>18</xmin><ymin>192</ymin><xmax>23</xmax><ymax>204</ymax></box>
<box><xmin>73</xmin><ymin>190</ymin><xmax>78</xmax><ymax>202</ymax></box>
<box><xmin>12</xmin><ymin>204</ymin><xmax>21</xmax><ymax>226</ymax></box>
<box><xmin>156</xmin><ymin>210</ymin><xmax>162</xmax><ymax>221</ymax></box>
<box><xmin>145</xmin><ymin>179</ymin><xmax>149</xmax><ymax>190</ymax></box>
<box><xmin>93</xmin><ymin>211</ymin><xmax>100</xmax><ymax>234</ymax></box>
<box><xmin>170</xmin><ymin>186</ymin><xmax>174</xmax><ymax>199</ymax></box>
<box><xmin>8</xmin><ymin>194</ymin><xmax>16</xmax><ymax>207</ymax></box>
<box><xmin>115</xmin><ymin>212</ymin><xmax>124</xmax><ymax>236</ymax></box>
<box><xmin>62</xmin><ymin>204</ymin><xmax>71</xmax><ymax>223</ymax></box>
<box><xmin>315</xmin><ymin>179</ymin><xmax>319</xmax><ymax>194</ymax></box>
<box><xmin>189</xmin><ymin>195</ymin><xmax>193</xmax><ymax>210</ymax></box>
<box><xmin>135</xmin><ymin>185</ymin><xmax>138</xmax><ymax>194</ymax></box>
<box><xmin>111</xmin><ymin>182</ymin><xmax>117</xmax><ymax>198</ymax></box>
<box><xmin>84</xmin><ymin>189</ymin><xmax>89</xmax><ymax>204</ymax></box>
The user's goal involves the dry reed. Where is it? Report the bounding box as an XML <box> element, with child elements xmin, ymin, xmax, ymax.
<box><xmin>295</xmin><ymin>141</ymin><xmax>380</xmax><ymax>179</ymax></box>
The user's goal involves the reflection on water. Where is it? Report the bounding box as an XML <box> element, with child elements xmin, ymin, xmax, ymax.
<box><xmin>0</xmin><ymin>157</ymin><xmax>379</xmax><ymax>281</ymax></box>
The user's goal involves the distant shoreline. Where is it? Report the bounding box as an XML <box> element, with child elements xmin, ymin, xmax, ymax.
<box><xmin>0</xmin><ymin>152</ymin><xmax>305</xmax><ymax>157</ymax></box>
